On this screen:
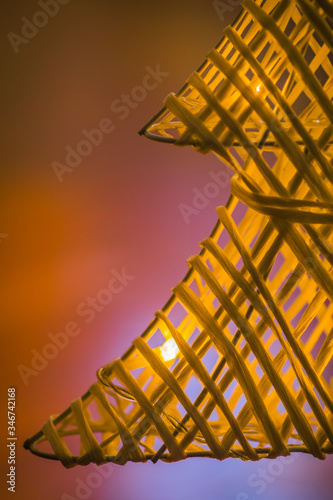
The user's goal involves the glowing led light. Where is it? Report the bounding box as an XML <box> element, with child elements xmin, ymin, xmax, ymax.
<box><xmin>256</xmin><ymin>85</ymin><xmax>261</xmax><ymax>92</ymax></box>
<box><xmin>160</xmin><ymin>338</ymin><xmax>179</xmax><ymax>361</ymax></box>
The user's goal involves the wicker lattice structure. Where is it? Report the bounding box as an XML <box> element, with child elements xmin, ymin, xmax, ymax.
<box><xmin>25</xmin><ymin>0</ymin><xmax>333</xmax><ymax>467</ymax></box>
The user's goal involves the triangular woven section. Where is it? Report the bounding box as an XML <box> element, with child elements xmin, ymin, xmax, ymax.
<box><xmin>25</xmin><ymin>0</ymin><xmax>333</xmax><ymax>468</ymax></box>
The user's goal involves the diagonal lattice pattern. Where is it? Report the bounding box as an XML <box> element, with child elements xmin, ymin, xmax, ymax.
<box><xmin>25</xmin><ymin>0</ymin><xmax>333</xmax><ymax>468</ymax></box>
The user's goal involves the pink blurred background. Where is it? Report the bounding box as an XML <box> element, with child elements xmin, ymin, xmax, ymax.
<box><xmin>1</xmin><ymin>1</ymin><xmax>332</xmax><ymax>499</ymax></box>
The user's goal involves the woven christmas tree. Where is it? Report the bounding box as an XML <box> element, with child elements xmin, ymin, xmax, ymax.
<box><xmin>25</xmin><ymin>0</ymin><xmax>333</xmax><ymax>467</ymax></box>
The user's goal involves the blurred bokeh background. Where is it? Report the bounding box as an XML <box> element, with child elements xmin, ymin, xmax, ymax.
<box><xmin>1</xmin><ymin>1</ymin><xmax>332</xmax><ymax>499</ymax></box>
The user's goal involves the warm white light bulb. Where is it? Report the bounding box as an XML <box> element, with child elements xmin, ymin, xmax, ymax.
<box><xmin>160</xmin><ymin>338</ymin><xmax>179</xmax><ymax>362</ymax></box>
<box><xmin>256</xmin><ymin>85</ymin><xmax>261</xmax><ymax>92</ymax></box>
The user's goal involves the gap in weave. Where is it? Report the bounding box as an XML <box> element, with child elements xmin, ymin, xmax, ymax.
<box><xmin>312</xmin><ymin>385</ymin><xmax>326</xmax><ymax>411</ymax></box>
<box><xmin>312</xmin><ymin>30</ymin><xmax>324</xmax><ymax>47</ymax></box>
<box><xmin>268</xmin><ymin>251</ymin><xmax>286</xmax><ymax>282</ymax></box>
<box><xmin>235</xmin><ymin>256</ymin><xmax>244</xmax><ymax>271</ymax></box>
<box><xmin>290</xmin><ymin>301</ymin><xmax>309</xmax><ymax>329</ymax></box>
<box><xmin>268</xmin><ymin>338</ymin><xmax>282</xmax><ymax>357</ymax></box>
<box><xmin>232</xmin><ymin>439</ymin><xmax>242</xmax><ymax>451</ymax></box>
<box><xmin>255</xmin><ymin>363</ymin><xmax>264</xmax><ymax>380</ymax></box>
<box><xmin>262</xmin><ymin>327</ymin><xmax>273</xmax><ymax>345</ymax></box>
<box><xmin>284</xmin><ymin>17</ymin><xmax>296</xmax><ymax>37</ymax></box>
<box><xmin>216</xmin><ymin>228</ymin><xmax>231</xmax><ymax>250</ymax></box>
<box><xmin>163</xmin><ymin>127</ymin><xmax>179</xmax><ymax>140</ymax></box>
<box><xmin>247</xmin><ymin>352</ymin><xmax>256</xmax><ymax>364</ymax></box>
<box><xmin>227</xmin><ymin>320</ymin><xmax>238</xmax><ymax>336</ymax></box>
<box><xmin>94</xmin><ymin>432</ymin><xmax>104</xmax><ymax>445</ymax></box>
<box><xmin>304</xmin><ymin>44</ymin><xmax>316</xmax><ymax>66</ymax></box>
<box><xmin>218</xmin><ymin>38</ymin><xmax>229</xmax><ymax>56</ymax></box>
<box><xmin>248</xmin><ymin>228</ymin><xmax>261</xmax><ymax>250</ymax></box>
<box><xmin>275</xmin><ymin>270</ymin><xmax>293</xmax><ymax>295</ymax></box>
<box><xmin>256</xmin><ymin>41</ymin><xmax>270</xmax><ymax>64</ymax></box>
<box><xmin>324</xmin><ymin>298</ymin><xmax>331</xmax><ymax>308</ymax></box>
<box><xmin>246</xmin><ymin>68</ymin><xmax>255</xmax><ymax>83</ymax></box>
<box><xmin>232</xmin><ymin>393</ymin><xmax>247</xmax><ymax>418</ymax></box>
<box><xmin>327</xmin><ymin>50</ymin><xmax>333</xmax><ymax>66</ymax></box>
<box><xmin>318</xmin><ymin>252</ymin><xmax>325</xmax><ymax>262</ymax></box>
<box><xmin>265</xmin><ymin>94</ymin><xmax>276</xmax><ymax>111</ymax></box>
<box><xmin>326</xmin><ymin>16</ymin><xmax>333</xmax><ymax>30</ymax></box>
<box><xmin>207</xmin><ymin>69</ymin><xmax>221</xmax><ymax>88</ymax></box>
<box><xmin>230</xmin><ymin>147</ymin><xmax>246</xmax><ymax>167</ymax></box>
<box><xmin>235</xmin><ymin>11</ymin><xmax>248</xmax><ymax>39</ymax></box>
<box><xmin>239</xmin><ymin>336</ymin><xmax>247</xmax><ymax>350</ymax></box>
<box><xmin>265</xmin><ymin>49</ymin><xmax>279</xmax><ymax>72</ymax></box>
<box><xmin>37</xmin><ymin>438</ymin><xmax>61</xmax><ymax>455</ymax></box>
<box><xmin>262</xmin><ymin>150</ymin><xmax>278</xmax><ymax>167</ymax></box>
<box><xmin>248</xmin><ymin>439</ymin><xmax>261</xmax><ymax>449</ymax></box>
<box><xmin>176</xmin><ymin>401</ymin><xmax>187</xmax><ymax>419</ymax></box>
<box><xmin>185</xmin><ymin>376</ymin><xmax>204</xmax><ymax>404</ymax></box>
<box><xmin>147</xmin><ymin>328</ymin><xmax>166</xmax><ymax>349</ymax></box>
<box><xmin>104</xmin><ymin>391</ymin><xmax>118</xmax><ymax>408</ymax></box>
<box><xmin>189</xmin><ymin>278</ymin><xmax>201</xmax><ymax>297</ymax></box>
<box><xmin>288</xmin><ymin>436</ymin><xmax>302</xmax><ymax>445</ymax></box>
<box><xmin>194</xmin><ymin>440</ymin><xmax>210</xmax><ymax>451</ymax></box>
<box><xmin>188</xmin><ymin>326</ymin><xmax>202</xmax><ymax>347</ymax></box>
<box><xmin>226</xmin><ymin>47</ymin><xmax>237</xmax><ymax>62</ymax></box>
<box><xmin>107</xmin><ymin>377</ymin><xmax>128</xmax><ymax>396</ymax></box>
<box><xmin>241</xmin><ymin>19</ymin><xmax>254</xmax><ymax>44</ymax></box>
<box><xmin>283</xmin><ymin>286</ymin><xmax>302</xmax><ymax>313</ymax></box>
<box><xmin>208</xmin><ymin>408</ymin><xmax>220</xmax><ymax>424</ymax></box>
<box><xmin>167</xmin><ymin>301</ymin><xmax>188</xmax><ymax>329</ymax></box>
<box><xmin>277</xmin><ymin>400</ymin><xmax>287</xmax><ymax>416</ymax></box>
<box><xmin>311</xmin><ymin>331</ymin><xmax>327</xmax><ymax>361</ymax></box>
<box><xmin>200</xmin><ymin>62</ymin><xmax>215</xmax><ymax>80</ymax></box>
<box><xmin>212</xmin><ymin>75</ymin><xmax>227</xmax><ymax>95</ymax></box>
<box><xmin>130</xmin><ymin>366</ymin><xmax>146</xmax><ymax>379</ymax></box>
<box><xmin>281</xmin><ymin>358</ymin><xmax>291</xmax><ymax>376</ymax></box>
<box><xmin>322</xmin><ymin>358</ymin><xmax>333</xmax><ymax>385</ymax></box>
<box><xmin>123</xmin><ymin>402</ymin><xmax>136</xmax><ymax>416</ymax></box>
<box><xmin>141</xmin><ymin>375</ymin><xmax>154</xmax><ymax>395</ymax></box>
<box><xmin>62</xmin><ymin>434</ymin><xmax>81</xmax><ymax>456</ymax></box>
<box><xmin>323</xmin><ymin>142</ymin><xmax>332</xmax><ymax>153</ymax></box>
<box><xmin>87</xmin><ymin>399</ymin><xmax>102</xmax><ymax>422</ymax></box>
<box><xmin>150</xmin><ymin>435</ymin><xmax>163</xmax><ymax>452</ymax></box>
<box><xmin>276</xmin><ymin>68</ymin><xmax>291</xmax><ymax>92</ymax></box>
<box><xmin>300</xmin><ymin>316</ymin><xmax>319</xmax><ymax>346</ymax></box>
<box><xmin>254</xmin><ymin>311</ymin><xmax>262</xmax><ymax>325</ymax></box>
<box><xmin>205</xmin><ymin>257</ymin><xmax>215</xmax><ymax>273</ymax></box>
<box><xmin>169</xmin><ymin>355</ymin><xmax>181</xmax><ymax>373</ymax></box>
<box><xmin>182</xmin><ymin>88</ymin><xmax>193</xmax><ymax>99</ymax></box>
<box><xmin>244</xmin><ymin>127</ymin><xmax>260</xmax><ymax>133</ymax></box>
<box><xmin>212</xmin><ymin>296</ymin><xmax>220</xmax><ymax>311</ymax></box>
<box><xmin>291</xmin><ymin>91</ymin><xmax>312</xmax><ymax>116</ymax></box>
<box><xmin>292</xmin><ymin>377</ymin><xmax>301</xmax><ymax>393</ymax></box>
<box><xmin>315</xmin><ymin>65</ymin><xmax>329</xmax><ymax>87</ymax></box>
<box><xmin>231</xmin><ymin>199</ymin><xmax>248</xmax><ymax>226</ymax></box>
<box><xmin>267</xmin><ymin>385</ymin><xmax>274</xmax><ymax>396</ymax></box>
<box><xmin>222</xmin><ymin>378</ymin><xmax>238</xmax><ymax>403</ymax></box>
<box><xmin>302</xmin><ymin>400</ymin><xmax>313</xmax><ymax>415</ymax></box>
<box><xmin>200</xmin><ymin>346</ymin><xmax>220</xmax><ymax>375</ymax></box>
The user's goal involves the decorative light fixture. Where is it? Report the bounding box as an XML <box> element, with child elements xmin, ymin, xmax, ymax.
<box><xmin>25</xmin><ymin>0</ymin><xmax>333</xmax><ymax>468</ymax></box>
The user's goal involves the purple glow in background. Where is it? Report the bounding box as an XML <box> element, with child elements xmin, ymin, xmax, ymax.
<box><xmin>1</xmin><ymin>1</ymin><xmax>332</xmax><ymax>499</ymax></box>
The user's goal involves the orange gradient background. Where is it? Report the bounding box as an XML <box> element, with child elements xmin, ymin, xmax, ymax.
<box><xmin>1</xmin><ymin>1</ymin><xmax>333</xmax><ymax>499</ymax></box>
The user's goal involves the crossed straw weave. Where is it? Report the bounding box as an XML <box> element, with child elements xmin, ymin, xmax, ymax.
<box><xmin>25</xmin><ymin>0</ymin><xmax>333</xmax><ymax>467</ymax></box>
